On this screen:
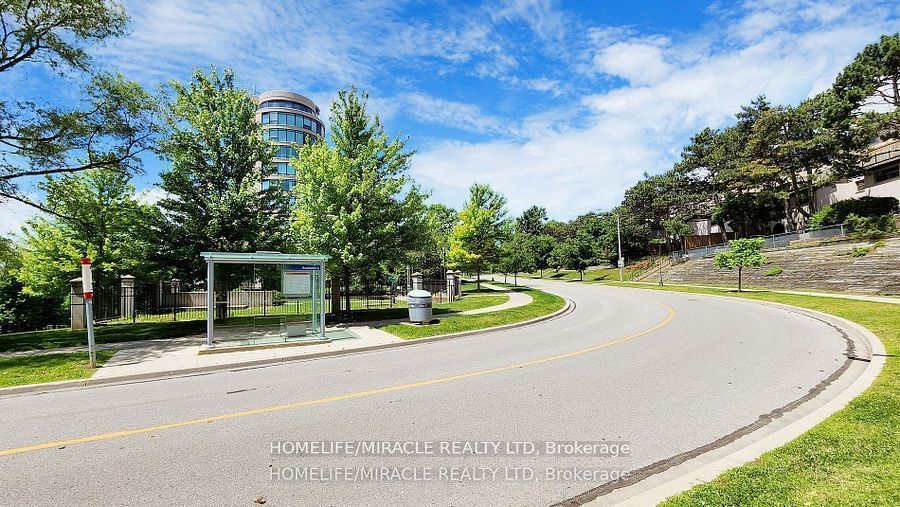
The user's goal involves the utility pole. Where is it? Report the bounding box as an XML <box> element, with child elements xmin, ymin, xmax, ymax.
<box><xmin>616</xmin><ymin>213</ymin><xmax>624</xmax><ymax>282</ymax></box>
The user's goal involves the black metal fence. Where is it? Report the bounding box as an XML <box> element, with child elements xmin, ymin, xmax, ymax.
<box><xmin>70</xmin><ymin>281</ymin><xmax>413</xmax><ymax>325</ymax></box>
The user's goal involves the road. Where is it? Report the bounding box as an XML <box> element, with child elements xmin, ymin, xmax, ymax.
<box><xmin>0</xmin><ymin>280</ymin><xmax>851</xmax><ymax>505</ymax></box>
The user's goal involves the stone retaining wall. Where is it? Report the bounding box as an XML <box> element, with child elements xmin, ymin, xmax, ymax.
<box><xmin>660</xmin><ymin>237</ymin><xmax>900</xmax><ymax>295</ymax></box>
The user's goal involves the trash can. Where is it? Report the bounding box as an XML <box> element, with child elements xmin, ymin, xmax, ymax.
<box><xmin>407</xmin><ymin>289</ymin><xmax>433</xmax><ymax>323</ymax></box>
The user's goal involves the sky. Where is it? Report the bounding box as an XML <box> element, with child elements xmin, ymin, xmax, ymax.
<box><xmin>2</xmin><ymin>0</ymin><xmax>900</xmax><ymax>234</ymax></box>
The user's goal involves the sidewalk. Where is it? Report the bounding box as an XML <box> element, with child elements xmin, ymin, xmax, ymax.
<box><xmin>459</xmin><ymin>282</ymin><xmax>533</xmax><ymax>315</ymax></box>
<box><xmin>91</xmin><ymin>324</ymin><xmax>400</xmax><ymax>379</ymax></box>
<box><xmin>629</xmin><ymin>281</ymin><xmax>900</xmax><ymax>305</ymax></box>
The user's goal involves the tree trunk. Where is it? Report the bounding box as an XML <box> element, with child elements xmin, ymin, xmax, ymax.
<box><xmin>330</xmin><ymin>275</ymin><xmax>342</xmax><ymax>317</ymax></box>
<box><xmin>514</xmin><ymin>272</ymin><xmax>518</xmax><ymax>286</ymax></box>
<box><xmin>788</xmin><ymin>170</ymin><xmax>810</xmax><ymax>219</ymax></box>
<box><xmin>342</xmin><ymin>267</ymin><xmax>351</xmax><ymax>320</ymax></box>
<box><xmin>476</xmin><ymin>270</ymin><xmax>481</xmax><ymax>291</ymax></box>
<box><xmin>579</xmin><ymin>270</ymin><xmax>583</xmax><ymax>281</ymax></box>
<box><xmin>539</xmin><ymin>268</ymin><xmax>543</xmax><ymax>278</ymax></box>
<box><xmin>737</xmin><ymin>266</ymin><xmax>743</xmax><ymax>292</ymax></box>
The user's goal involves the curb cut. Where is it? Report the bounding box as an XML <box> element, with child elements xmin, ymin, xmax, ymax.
<box><xmin>0</xmin><ymin>296</ymin><xmax>574</xmax><ymax>398</ymax></box>
<box><xmin>568</xmin><ymin>286</ymin><xmax>887</xmax><ymax>506</ymax></box>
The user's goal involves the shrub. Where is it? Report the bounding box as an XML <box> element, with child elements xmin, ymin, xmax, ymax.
<box><xmin>851</xmin><ymin>245</ymin><xmax>872</xmax><ymax>257</ymax></box>
<box><xmin>808</xmin><ymin>196</ymin><xmax>899</xmax><ymax>227</ymax></box>
<box><xmin>844</xmin><ymin>213</ymin><xmax>898</xmax><ymax>239</ymax></box>
<box><xmin>0</xmin><ymin>275</ymin><xmax>67</xmax><ymax>333</ymax></box>
<box><xmin>765</xmin><ymin>266</ymin><xmax>783</xmax><ymax>276</ymax></box>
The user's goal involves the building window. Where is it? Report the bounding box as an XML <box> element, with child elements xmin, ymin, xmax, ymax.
<box><xmin>259</xmin><ymin>111</ymin><xmax>321</xmax><ymax>134</ymax></box>
<box><xmin>258</xmin><ymin>100</ymin><xmax>316</xmax><ymax>115</ymax></box>
<box><xmin>275</xmin><ymin>145</ymin><xmax>298</xmax><ymax>159</ymax></box>
<box><xmin>874</xmin><ymin>165</ymin><xmax>899</xmax><ymax>184</ymax></box>
<box><xmin>272</xmin><ymin>162</ymin><xmax>294</xmax><ymax>175</ymax></box>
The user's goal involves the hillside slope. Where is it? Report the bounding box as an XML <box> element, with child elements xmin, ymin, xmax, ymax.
<box><xmin>660</xmin><ymin>237</ymin><xmax>900</xmax><ymax>295</ymax></box>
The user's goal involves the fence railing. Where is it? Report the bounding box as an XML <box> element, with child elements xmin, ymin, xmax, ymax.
<box><xmin>671</xmin><ymin>223</ymin><xmax>847</xmax><ymax>262</ymax></box>
<box><xmin>71</xmin><ymin>282</ymin><xmax>411</xmax><ymax>327</ymax></box>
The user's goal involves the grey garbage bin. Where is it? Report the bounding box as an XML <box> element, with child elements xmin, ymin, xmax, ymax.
<box><xmin>407</xmin><ymin>289</ymin><xmax>433</xmax><ymax>323</ymax></box>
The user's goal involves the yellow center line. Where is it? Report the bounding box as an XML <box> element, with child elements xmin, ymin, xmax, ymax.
<box><xmin>0</xmin><ymin>301</ymin><xmax>676</xmax><ymax>458</ymax></box>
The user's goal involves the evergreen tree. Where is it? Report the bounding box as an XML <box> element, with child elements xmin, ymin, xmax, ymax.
<box><xmin>156</xmin><ymin>67</ymin><xmax>289</xmax><ymax>282</ymax></box>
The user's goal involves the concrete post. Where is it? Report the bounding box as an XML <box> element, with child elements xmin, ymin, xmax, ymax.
<box><xmin>70</xmin><ymin>277</ymin><xmax>85</xmax><ymax>330</ymax></box>
<box><xmin>411</xmin><ymin>272</ymin><xmax>424</xmax><ymax>291</ymax></box>
<box><xmin>454</xmin><ymin>270</ymin><xmax>462</xmax><ymax>298</ymax></box>
<box><xmin>120</xmin><ymin>275</ymin><xmax>135</xmax><ymax>321</ymax></box>
<box><xmin>446</xmin><ymin>270</ymin><xmax>456</xmax><ymax>302</ymax></box>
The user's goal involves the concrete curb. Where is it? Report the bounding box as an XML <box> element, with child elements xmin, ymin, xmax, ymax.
<box><xmin>0</xmin><ymin>296</ymin><xmax>574</xmax><ymax>398</ymax></box>
<box><xmin>575</xmin><ymin>288</ymin><xmax>887</xmax><ymax>506</ymax></box>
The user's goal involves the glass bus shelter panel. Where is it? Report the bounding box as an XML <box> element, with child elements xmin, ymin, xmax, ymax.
<box><xmin>210</xmin><ymin>263</ymin><xmax>323</xmax><ymax>346</ymax></box>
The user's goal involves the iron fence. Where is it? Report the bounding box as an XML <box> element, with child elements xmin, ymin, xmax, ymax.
<box><xmin>671</xmin><ymin>223</ymin><xmax>848</xmax><ymax>262</ymax></box>
<box><xmin>71</xmin><ymin>281</ymin><xmax>413</xmax><ymax>327</ymax></box>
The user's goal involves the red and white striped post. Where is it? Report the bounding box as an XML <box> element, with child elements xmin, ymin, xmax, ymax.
<box><xmin>81</xmin><ymin>257</ymin><xmax>97</xmax><ymax>368</ymax></box>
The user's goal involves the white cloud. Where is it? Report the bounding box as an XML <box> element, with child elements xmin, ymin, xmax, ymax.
<box><xmin>0</xmin><ymin>197</ymin><xmax>41</xmax><ymax>237</ymax></box>
<box><xmin>136</xmin><ymin>187</ymin><xmax>170</xmax><ymax>206</ymax></box>
<box><xmin>412</xmin><ymin>1</ymin><xmax>900</xmax><ymax>219</ymax></box>
<box><xmin>592</xmin><ymin>39</ymin><xmax>672</xmax><ymax>85</ymax></box>
<box><xmin>396</xmin><ymin>93</ymin><xmax>515</xmax><ymax>136</ymax></box>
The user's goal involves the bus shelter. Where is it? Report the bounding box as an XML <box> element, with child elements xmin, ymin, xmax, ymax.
<box><xmin>200</xmin><ymin>252</ymin><xmax>328</xmax><ymax>348</ymax></box>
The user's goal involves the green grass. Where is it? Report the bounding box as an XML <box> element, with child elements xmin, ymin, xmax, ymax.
<box><xmin>0</xmin><ymin>320</ymin><xmax>208</xmax><ymax>353</ymax></box>
<box><xmin>329</xmin><ymin>291</ymin><xmax>509</xmax><ymax>323</ymax></box>
<box><xmin>523</xmin><ymin>267</ymin><xmax>645</xmax><ymax>283</ymax></box>
<box><xmin>600</xmin><ymin>281</ymin><xmax>900</xmax><ymax>506</ymax></box>
<box><xmin>0</xmin><ymin>350</ymin><xmax>117</xmax><ymax>388</ymax></box>
<box><xmin>382</xmin><ymin>287</ymin><xmax>565</xmax><ymax>339</ymax></box>
<box><xmin>0</xmin><ymin>289</ymin><xmax>512</xmax><ymax>353</ymax></box>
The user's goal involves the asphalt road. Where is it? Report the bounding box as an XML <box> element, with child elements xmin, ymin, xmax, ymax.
<box><xmin>0</xmin><ymin>280</ymin><xmax>850</xmax><ymax>506</ymax></box>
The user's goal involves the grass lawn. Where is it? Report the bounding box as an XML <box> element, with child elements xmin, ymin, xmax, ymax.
<box><xmin>523</xmin><ymin>267</ymin><xmax>647</xmax><ymax>283</ymax></box>
<box><xmin>0</xmin><ymin>350</ymin><xmax>117</xmax><ymax>388</ymax></box>
<box><xmin>0</xmin><ymin>321</ymin><xmax>207</xmax><ymax>353</ymax></box>
<box><xmin>331</xmin><ymin>290</ymin><xmax>509</xmax><ymax>323</ymax></box>
<box><xmin>601</xmin><ymin>281</ymin><xmax>900</xmax><ymax>506</ymax></box>
<box><xmin>382</xmin><ymin>286</ymin><xmax>565</xmax><ymax>339</ymax></box>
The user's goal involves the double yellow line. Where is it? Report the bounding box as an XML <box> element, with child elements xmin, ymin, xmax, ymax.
<box><xmin>0</xmin><ymin>301</ymin><xmax>675</xmax><ymax>457</ymax></box>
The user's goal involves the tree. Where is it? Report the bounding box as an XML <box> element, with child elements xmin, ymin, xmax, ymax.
<box><xmin>516</xmin><ymin>205</ymin><xmax>548</xmax><ymax>235</ymax></box>
<box><xmin>17</xmin><ymin>168</ymin><xmax>157</xmax><ymax>304</ymax></box>
<box><xmin>0</xmin><ymin>1</ymin><xmax>158</xmax><ymax>213</ymax></box>
<box><xmin>157</xmin><ymin>67</ymin><xmax>290</xmax><ymax>282</ymax></box>
<box><xmin>711</xmin><ymin>191</ymin><xmax>784</xmax><ymax>237</ymax></box>
<box><xmin>498</xmin><ymin>231</ymin><xmax>534</xmax><ymax>286</ymax></box>
<box><xmin>833</xmin><ymin>33</ymin><xmax>900</xmax><ymax>139</ymax></box>
<box><xmin>529</xmin><ymin>234</ymin><xmax>555</xmax><ymax>278</ymax></box>
<box><xmin>448</xmin><ymin>183</ymin><xmax>508</xmax><ymax>290</ymax></box>
<box><xmin>713</xmin><ymin>238</ymin><xmax>767</xmax><ymax>292</ymax></box>
<box><xmin>292</xmin><ymin>87</ymin><xmax>426</xmax><ymax>317</ymax></box>
<box><xmin>410</xmin><ymin>203</ymin><xmax>457</xmax><ymax>276</ymax></box>
<box><xmin>550</xmin><ymin>232</ymin><xmax>594</xmax><ymax>281</ymax></box>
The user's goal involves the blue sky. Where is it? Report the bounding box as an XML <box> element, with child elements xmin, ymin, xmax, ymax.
<box><xmin>2</xmin><ymin>0</ymin><xmax>900</xmax><ymax>233</ymax></box>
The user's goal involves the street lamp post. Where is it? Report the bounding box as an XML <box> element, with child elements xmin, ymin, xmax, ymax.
<box><xmin>616</xmin><ymin>213</ymin><xmax>624</xmax><ymax>282</ymax></box>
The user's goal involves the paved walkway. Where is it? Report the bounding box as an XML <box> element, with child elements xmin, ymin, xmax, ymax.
<box><xmin>1</xmin><ymin>285</ymin><xmax>536</xmax><ymax>383</ymax></box>
<box><xmin>90</xmin><ymin>324</ymin><xmax>401</xmax><ymax>379</ymax></box>
<box><xmin>630</xmin><ymin>281</ymin><xmax>900</xmax><ymax>305</ymax></box>
<box><xmin>459</xmin><ymin>283</ymin><xmax>533</xmax><ymax>315</ymax></box>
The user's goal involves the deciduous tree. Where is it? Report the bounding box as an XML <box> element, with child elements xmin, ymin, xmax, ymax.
<box><xmin>0</xmin><ymin>1</ymin><xmax>157</xmax><ymax>212</ymax></box>
<box><xmin>713</xmin><ymin>238</ymin><xmax>767</xmax><ymax>292</ymax></box>
<box><xmin>292</xmin><ymin>87</ymin><xmax>426</xmax><ymax>317</ymax></box>
<box><xmin>448</xmin><ymin>183</ymin><xmax>508</xmax><ymax>290</ymax></box>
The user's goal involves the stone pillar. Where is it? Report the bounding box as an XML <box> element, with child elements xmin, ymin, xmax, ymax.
<box><xmin>120</xmin><ymin>275</ymin><xmax>135</xmax><ymax>321</ymax></box>
<box><xmin>446</xmin><ymin>270</ymin><xmax>456</xmax><ymax>302</ymax></box>
<box><xmin>454</xmin><ymin>270</ymin><xmax>463</xmax><ymax>298</ymax></box>
<box><xmin>411</xmin><ymin>272</ymin><xmax>424</xmax><ymax>291</ymax></box>
<box><xmin>70</xmin><ymin>277</ymin><xmax>85</xmax><ymax>330</ymax></box>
